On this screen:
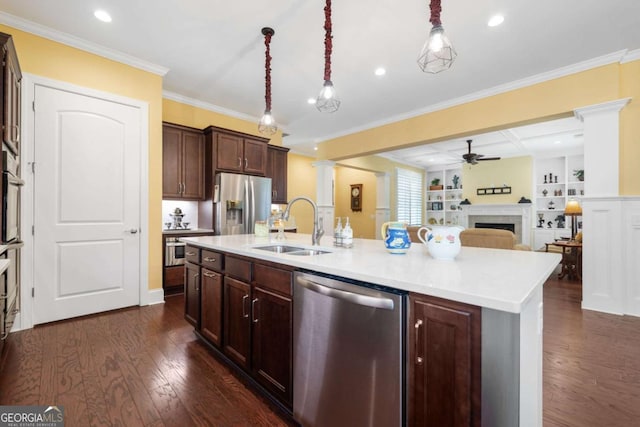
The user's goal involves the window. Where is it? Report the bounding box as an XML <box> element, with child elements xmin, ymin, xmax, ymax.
<box><xmin>396</xmin><ymin>168</ymin><xmax>423</xmax><ymax>225</ymax></box>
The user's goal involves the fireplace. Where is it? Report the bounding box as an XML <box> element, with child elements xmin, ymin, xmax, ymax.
<box><xmin>459</xmin><ymin>204</ymin><xmax>532</xmax><ymax>245</ymax></box>
<box><xmin>476</xmin><ymin>222</ymin><xmax>516</xmax><ymax>233</ymax></box>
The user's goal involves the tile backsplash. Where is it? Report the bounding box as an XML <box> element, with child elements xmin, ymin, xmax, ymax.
<box><xmin>162</xmin><ymin>200</ymin><xmax>199</xmax><ymax>229</ymax></box>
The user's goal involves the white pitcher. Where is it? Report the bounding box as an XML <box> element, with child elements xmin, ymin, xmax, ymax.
<box><xmin>417</xmin><ymin>225</ymin><xmax>464</xmax><ymax>260</ymax></box>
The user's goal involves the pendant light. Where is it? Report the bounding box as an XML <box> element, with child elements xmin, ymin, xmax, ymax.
<box><xmin>258</xmin><ymin>27</ymin><xmax>277</xmax><ymax>136</ymax></box>
<box><xmin>316</xmin><ymin>0</ymin><xmax>340</xmax><ymax>113</ymax></box>
<box><xmin>417</xmin><ymin>0</ymin><xmax>457</xmax><ymax>73</ymax></box>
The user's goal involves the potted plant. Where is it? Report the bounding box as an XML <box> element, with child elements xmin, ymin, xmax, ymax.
<box><xmin>573</xmin><ymin>169</ymin><xmax>584</xmax><ymax>182</ymax></box>
<box><xmin>429</xmin><ymin>178</ymin><xmax>443</xmax><ymax>191</ymax></box>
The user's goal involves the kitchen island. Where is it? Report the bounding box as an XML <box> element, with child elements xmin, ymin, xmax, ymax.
<box><xmin>181</xmin><ymin>233</ymin><xmax>560</xmax><ymax>427</ymax></box>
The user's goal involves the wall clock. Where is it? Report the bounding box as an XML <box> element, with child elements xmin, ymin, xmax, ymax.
<box><xmin>350</xmin><ymin>184</ymin><xmax>362</xmax><ymax>211</ymax></box>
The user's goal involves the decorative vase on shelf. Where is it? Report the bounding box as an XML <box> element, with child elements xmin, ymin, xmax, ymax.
<box><xmin>542</xmin><ymin>189</ymin><xmax>548</xmax><ymax>197</ymax></box>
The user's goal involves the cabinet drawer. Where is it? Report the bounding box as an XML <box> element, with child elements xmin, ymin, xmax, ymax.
<box><xmin>253</xmin><ymin>263</ymin><xmax>292</xmax><ymax>296</ymax></box>
<box><xmin>185</xmin><ymin>245</ymin><xmax>200</xmax><ymax>264</ymax></box>
<box><xmin>225</xmin><ymin>256</ymin><xmax>252</xmax><ymax>283</ymax></box>
<box><xmin>164</xmin><ymin>265</ymin><xmax>185</xmax><ymax>287</ymax></box>
<box><xmin>202</xmin><ymin>249</ymin><xmax>223</xmax><ymax>272</ymax></box>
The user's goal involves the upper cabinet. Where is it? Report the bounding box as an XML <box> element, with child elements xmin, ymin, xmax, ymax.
<box><xmin>266</xmin><ymin>145</ymin><xmax>289</xmax><ymax>204</ymax></box>
<box><xmin>206</xmin><ymin>126</ymin><xmax>268</xmax><ymax>176</ymax></box>
<box><xmin>162</xmin><ymin>122</ymin><xmax>205</xmax><ymax>200</ymax></box>
<box><xmin>0</xmin><ymin>33</ymin><xmax>22</xmax><ymax>157</ymax></box>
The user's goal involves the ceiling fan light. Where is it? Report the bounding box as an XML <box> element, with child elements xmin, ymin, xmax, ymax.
<box><xmin>417</xmin><ymin>25</ymin><xmax>457</xmax><ymax>73</ymax></box>
<box><xmin>316</xmin><ymin>80</ymin><xmax>341</xmax><ymax>113</ymax></box>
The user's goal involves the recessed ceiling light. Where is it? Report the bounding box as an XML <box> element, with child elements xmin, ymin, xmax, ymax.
<box><xmin>374</xmin><ymin>67</ymin><xmax>386</xmax><ymax>76</ymax></box>
<box><xmin>307</xmin><ymin>98</ymin><xmax>317</xmax><ymax>105</ymax></box>
<box><xmin>488</xmin><ymin>14</ymin><xmax>504</xmax><ymax>27</ymax></box>
<box><xmin>94</xmin><ymin>10</ymin><xmax>112</xmax><ymax>23</ymax></box>
<box><xmin>313</xmin><ymin>146</ymin><xmax>318</xmax><ymax>151</ymax></box>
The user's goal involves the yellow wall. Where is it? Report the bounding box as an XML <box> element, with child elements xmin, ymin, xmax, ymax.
<box><xmin>286</xmin><ymin>153</ymin><xmax>317</xmax><ymax>234</ymax></box>
<box><xmin>162</xmin><ymin>98</ymin><xmax>283</xmax><ymax>146</ymax></box>
<box><xmin>334</xmin><ymin>167</ymin><xmax>377</xmax><ymax>238</ymax></box>
<box><xmin>317</xmin><ymin>62</ymin><xmax>639</xmax><ymax>196</ymax></box>
<box><xmin>462</xmin><ymin>156</ymin><xmax>533</xmax><ymax>204</ymax></box>
<box><xmin>2</xmin><ymin>25</ymin><xmax>165</xmax><ymax>290</ymax></box>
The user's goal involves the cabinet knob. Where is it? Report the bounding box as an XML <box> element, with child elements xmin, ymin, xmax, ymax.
<box><xmin>415</xmin><ymin>319</ymin><xmax>424</xmax><ymax>365</ymax></box>
<box><xmin>203</xmin><ymin>257</ymin><xmax>216</xmax><ymax>262</ymax></box>
<box><xmin>238</xmin><ymin>157</ymin><xmax>242</xmax><ymax>168</ymax></box>
<box><xmin>242</xmin><ymin>295</ymin><xmax>249</xmax><ymax>318</ymax></box>
<box><xmin>251</xmin><ymin>298</ymin><xmax>259</xmax><ymax>323</ymax></box>
<box><xmin>244</xmin><ymin>158</ymin><xmax>248</xmax><ymax>169</ymax></box>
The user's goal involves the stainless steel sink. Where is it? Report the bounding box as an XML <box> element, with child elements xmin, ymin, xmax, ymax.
<box><xmin>288</xmin><ymin>249</ymin><xmax>332</xmax><ymax>256</ymax></box>
<box><xmin>253</xmin><ymin>245</ymin><xmax>306</xmax><ymax>253</ymax></box>
<box><xmin>253</xmin><ymin>245</ymin><xmax>331</xmax><ymax>256</ymax></box>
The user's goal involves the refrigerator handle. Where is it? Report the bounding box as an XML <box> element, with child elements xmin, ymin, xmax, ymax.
<box><xmin>248</xmin><ymin>179</ymin><xmax>256</xmax><ymax>232</ymax></box>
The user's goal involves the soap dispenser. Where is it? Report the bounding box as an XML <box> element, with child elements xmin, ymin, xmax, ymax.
<box><xmin>342</xmin><ymin>217</ymin><xmax>353</xmax><ymax>246</ymax></box>
<box><xmin>334</xmin><ymin>217</ymin><xmax>343</xmax><ymax>239</ymax></box>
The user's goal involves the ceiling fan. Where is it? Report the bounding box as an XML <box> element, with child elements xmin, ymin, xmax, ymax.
<box><xmin>462</xmin><ymin>139</ymin><xmax>501</xmax><ymax>165</ymax></box>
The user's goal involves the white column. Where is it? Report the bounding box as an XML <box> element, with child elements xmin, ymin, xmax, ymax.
<box><xmin>574</xmin><ymin>98</ymin><xmax>630</xmax><ymax>197</ymax></box>
<box><xmin>312</xmin><ymin>160</ymin><xmax>336</xmax><ymax>237</ymax></box>
<box><xmin>574</xmin><ymin>99</ymin><xmax>630</xmax><ymax>314</ymax></box>
<box><xmin>375</xmin><ymin>172</ymin><xmax>391</xmax><ymax>239</ymax></box>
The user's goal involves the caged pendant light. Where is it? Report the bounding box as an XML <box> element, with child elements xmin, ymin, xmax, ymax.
<box><xmin>315</xmin><ymin>0</ymin><xmax>340</xmax><ymax>113</ymax></box>
<box><xmin>258</xmin><ymin>27</ymin><xmax>278</xmax><ymax>136</ymax></box>
<box><xmin>417</xmin><ymin>0</ymin><xmax>457</xmax><ymax>73</ymax></box>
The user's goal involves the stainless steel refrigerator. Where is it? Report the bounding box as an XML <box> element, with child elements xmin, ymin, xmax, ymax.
<box><xmin>213</xmin><ymin>172</ymin><xmax>272</xmax><ymax>235</ymax></box>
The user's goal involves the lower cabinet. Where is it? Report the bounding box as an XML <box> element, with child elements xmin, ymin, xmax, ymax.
<box><xmin>200</xmin><ymin>268</ymin><xmax>223</xmax><ymax>346</ymax></box>
<box><xmin>184</xmin><ymin>262</ymin><xmax>200</xmax><ymax>327</ymax></box>
<box><xmin>408</xmin><ymin>293</ymin><xmax>481</xmax><ymax>427</ymax></box>
<box><xmin>223</xmin><ymin>276</ymin><xmax>252</xmax><ymax>369</ymax></box>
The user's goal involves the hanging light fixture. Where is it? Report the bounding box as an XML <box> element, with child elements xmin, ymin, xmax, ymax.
<box><xmin>417</xmin><ymin>0</ymin><xmax>457</xmax><ymax>73</ymax></box>
<box><xmin>258</xmin><ymin>27</ymin><xmax>277</xmax><ymax>136</ymax></box>
<box><xmin>316</xmin><ymin>0</ymin><xmax>340</xmax><ymax>113</ymax></box>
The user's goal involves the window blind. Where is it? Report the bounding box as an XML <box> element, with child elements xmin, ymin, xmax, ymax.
<box><xmin>396</xmin><ymin>168</ymin><xmax>423</xmax><ymax>225</ymax></box>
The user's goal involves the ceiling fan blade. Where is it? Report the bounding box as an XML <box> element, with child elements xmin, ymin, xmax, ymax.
<box><xmin>477</xmin><ymin>156</ymin><xmax>501</xmax><ymax>161</ymax></box>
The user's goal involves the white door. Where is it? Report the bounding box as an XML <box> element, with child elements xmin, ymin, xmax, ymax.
<box><xmin>33</xmin><ymin>84</ymin><xmax>141</xmax><ymax>324</ymax></box>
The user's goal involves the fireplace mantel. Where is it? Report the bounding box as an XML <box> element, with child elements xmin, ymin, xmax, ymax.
<box><xmin>459</xmin><ymin>203</ymin><xmax>532</xmax><ymax>245</ymax></box>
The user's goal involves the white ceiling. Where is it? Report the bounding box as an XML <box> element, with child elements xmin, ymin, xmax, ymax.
<box><xmin>1</xmin><ymin>0</ymin><xmax>638</xmax><ymax>161</ymax></box>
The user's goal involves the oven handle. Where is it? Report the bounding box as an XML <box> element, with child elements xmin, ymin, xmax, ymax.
<box><xmin>166</xmin><ymin>241</ymin><xmax>186</xmax><ymax>247</ymax></box>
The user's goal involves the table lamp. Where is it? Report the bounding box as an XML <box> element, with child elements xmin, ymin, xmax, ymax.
<box><xmin>564</xmin><ymin>199</ymin><xmax>582</xmax><ymax>242</ymax></box>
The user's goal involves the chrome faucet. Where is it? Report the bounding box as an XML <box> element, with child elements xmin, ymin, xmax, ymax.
<box><xmin>283</xmin><ymin>196</ymin><xmax>324</xmax><ymax>246</ymax></box>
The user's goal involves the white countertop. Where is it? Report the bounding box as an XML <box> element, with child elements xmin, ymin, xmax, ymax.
<box><xmin>180</xmin><ymin>233</ymin><xmax>561</xmax><ymax>314</ymax></box>
<box><xmin>163</xmin><ymin>228</ymin><xmax>214</xmax><ymax>235</ymax></box>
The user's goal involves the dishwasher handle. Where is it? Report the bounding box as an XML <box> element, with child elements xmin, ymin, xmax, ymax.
<box><xmin>296</xmin><ymin>276</ymin><xmax>395</xmax><ymax>310</ymax></box>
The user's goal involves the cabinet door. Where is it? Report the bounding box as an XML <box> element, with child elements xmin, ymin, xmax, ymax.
<box><xmin>409</xmin><ymin>294</ymin><xmax>481</xmax><ymax>427</ymax></box>
<box><xmin>267</xmin><ymin>146</ymin><xmax>288</xmax><ymax>204</ymax></box>
<box><xmin>243</xmin><ymin>138</ymin><xmax>268</xmax><ymax>176</ymax></box>
<box><xmin>200</xmin><ymin>268</ymin><xmax>223</xmax><ymax>347</ymax></box>
<box><xmin>223</xmin><ymin>276</ymin><xmax>251</xmax><ymax>369</ymax></box>
<box><xmin>216</xmin><ymin>133</ymin><xmax>243</xmax><ymax>172</ymax></box>
<box><xmin>162</xmin><ymin>125</ymin><xmax>183</xmax><ymax>198</ymax></box>
<box><xmin>181</xmin><ymin>130</ymin><xmax>204</xmax><ymax>199</ymax></box>
<box><xmin>184</xmin><ymin>262</ymin><xmax>200</xmax><ymax>327</ymax></box>
<box><xmin>251</xmin><ymin>287</ymin><xmax>292</xmax><ymax>406</ymax></box>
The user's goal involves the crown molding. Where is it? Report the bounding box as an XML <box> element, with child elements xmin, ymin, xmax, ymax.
<box><xmin>0</xmin><ymin>11</ymin><xmax>168</xmax><ymax>76</ymax></box>
<box><xmin>162</xmin><ymin>90</ymin><xmax>260</xmax><ymax>123</ymax></box>
<box><xmin>316</xmin><ymin>50</ymin><xmax>629</xmax><ymax>144</ymax></box>
<box><xmin>621</xmin><ymin>48</ymin><xmax>640</xmax><ymax>63</ymax></box>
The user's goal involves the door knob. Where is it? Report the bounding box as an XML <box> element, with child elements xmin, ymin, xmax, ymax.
<box><xmin>128</xmin><ymin>229</ymin><xmax>138</xmax><ymax>234</ymax></box>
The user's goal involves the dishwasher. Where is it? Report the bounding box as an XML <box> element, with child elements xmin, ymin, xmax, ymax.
<box><xmin>293</xmin><ymin>271</ymin><xmax>405</xmax><ymax>427</ymax></box>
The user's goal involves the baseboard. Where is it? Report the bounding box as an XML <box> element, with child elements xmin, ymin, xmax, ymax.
<box><xmin>145</xmin><ymin>288</ymin><xmax>165</xmax><ymax>305</ymax></box>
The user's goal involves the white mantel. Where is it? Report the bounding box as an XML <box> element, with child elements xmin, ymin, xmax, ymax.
<box><xmin>459</xmin><ymin>204</ymin><xmax>533</xmax><ymax>246</ymax></box>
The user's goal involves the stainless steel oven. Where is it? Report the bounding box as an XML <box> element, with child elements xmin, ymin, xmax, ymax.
<box><xmin>165</xmin><ymin>237</ymin><xmax>186</xmax><ymax>266</ymax></box>
<box><xmin>2</xmin><ymin>148</ymin><xmax>23</xmax><ymax>243</ymax></box>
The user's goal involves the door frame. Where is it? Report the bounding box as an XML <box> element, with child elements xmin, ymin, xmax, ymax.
<box><xmin>16</xmin><ymin>74</ymin><xmax>150</xmax><ymax>331</ymax></box>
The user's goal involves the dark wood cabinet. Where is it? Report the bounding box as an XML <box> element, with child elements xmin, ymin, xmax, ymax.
<box><xmin>408</xmin><ymin>293</ymin><xmax>481</xmax><ymax>427</ymax></box>
<box><xmin>205</xmin><ymin>126</ymin><xmax>269</xmax><ymax>176</ymax></box>
<box><xmin>251</xmin><ymin>286</ymin><xmax>292</xmax><ymax>405</ymax></box>
<box><xmin>200</xmin><ymin>268</ymin><xmax>223</xmax><ymax>347</ymax></box>
<box><xmin>223</xmin><ymin>276</ymin><xmax>252</xmax><ymax>370</ymax></box>
<box><xmin>266</xmin><ymin>145</ymin><xmax>289</xmax><ymax>204</ymax></box>
<box><xmin>184</xmin><ymin>261</ymin><xmax>200</xmax><ymax>327</ymax></box>
<box><xmin>163</xmin><ymin>122</ymin><xmax>204</xmax><ymax>200</ymax></box>
<box><xmin>0</xmin><ymin>33</ymin><xmax>21</xmax><ymax>157</ymax></box>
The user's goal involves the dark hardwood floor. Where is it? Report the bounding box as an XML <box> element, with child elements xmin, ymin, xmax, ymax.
<box><xmin>1</xmin><ymin>272</ymin><xmax>639</xmax><ymax>426</ymax></box>
<box><xmin>0</xmin><ymin>294</ymin><xmax>293</xmax><ymax>427</ymax></box>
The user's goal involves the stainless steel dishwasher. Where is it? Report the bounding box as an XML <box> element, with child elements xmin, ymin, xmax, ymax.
<box><xmin>293</xmin><ymin>271</ymin><xmax>405</xmax><ymax>427</ymax></box>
